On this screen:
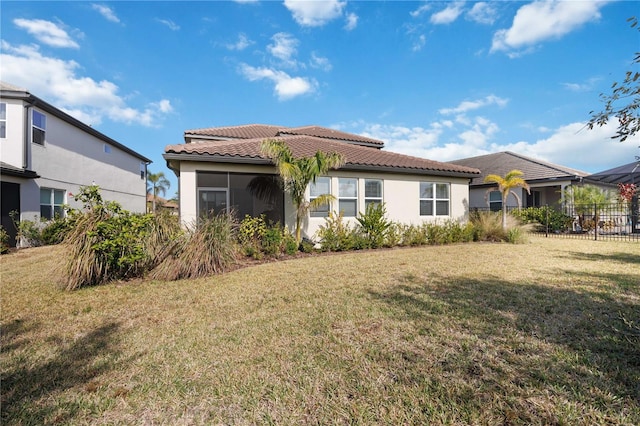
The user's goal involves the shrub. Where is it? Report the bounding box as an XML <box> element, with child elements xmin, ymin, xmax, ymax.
<box><xmin>238</xmin><ymin>215</ymin><xmax>267</xmax><ymax>258</ymax></box>
<box><xmin>356</xmin><ymin>203</ymin><xmax>391</xmax><ymax>249</ymax></box>
<box><xmin>10</xmin><ymin>212</ymin><xmax>44</xmax><ymax>248</ymax></box>
<box><xmin>0</xmin><ymin>226</ymin><xmax>9</xmax><ymax>254</ymax></box>
<box><xmin>151</xmin><ymin>212</ymin><xmax>238</xmax><ymax>281</ymax></box>
<box><xmin>41</xmin><ymin>215</ymin><xmax>76</xmax><ymax>245</ymax></box>
<box><xmin>507</xmin><ymin>226</ymin><xmax>529</xmax><ymax>244</ymax></box>
<box><xmin>63</xmin><ymin>185</ymin><xmax>182</xmax><ymax>290</ymax></box>
<box><xmin>262</xmin><ymin>226</ymin><xmax>284</xmax><ymax>256</ymax></box>
<box><xmin>511</xmin><ymin>207</ymin><xmax>573</xmax><ymax>232</ymax></box>
<box><xmin>315</xmin><ymin>211</ymin><xmax>358</xmax><ymax>251</ymax></box>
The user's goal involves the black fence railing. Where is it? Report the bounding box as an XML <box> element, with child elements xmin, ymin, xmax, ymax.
<box><xmin>472</xmin><ymin>202</ymin><xmax>640</xmax><ymax>242</ymax></box>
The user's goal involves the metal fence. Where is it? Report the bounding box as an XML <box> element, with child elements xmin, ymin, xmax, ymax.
<box><xmin>473</xmin><ymin>202</ymin><xmax>640</xmax><ymax>242</ymax></box>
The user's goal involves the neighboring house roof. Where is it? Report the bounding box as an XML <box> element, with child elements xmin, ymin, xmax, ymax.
<box><xmin>146</xmin><ymin>193</ymin><xmax>178</xmax><ymax>209</ymax></box>
<box><xmin>185</xmin><ymin>124</ymin><xmax>385</xmax><ymax>148</ymax></box>
<box><xmin>587</xmin><ymin>161</ymin><xmax>640</xmax><ymax>185</ymax></box>
<box><xmin>165</xmin><ymin>133</ymin><xmax>480</xmax><ymax>178</ymax></box>
<box><xmin>449</xmin><ymin>151</ymin><xmax>589</xmax><ymax>186</ymax></box>
<box><xmin>0</xmin><ymin>81</ymin><xmax>152</xmax><ymax>163</ymax></box>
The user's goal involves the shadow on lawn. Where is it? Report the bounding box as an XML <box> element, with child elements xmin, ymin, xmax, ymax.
<box><xmin>1</xmin><ymin>320</ymin><xmax>121</xmax><ymax>424</ymax></box>
<box><xmin>368</xmin><ymin>273</ymin><xmax>640</xmax><ymax>420</ymax></box>
<box><xmin>560</xmin><ymin>251</ymin><xmax>640</xmax><ymax>265</ymax></box>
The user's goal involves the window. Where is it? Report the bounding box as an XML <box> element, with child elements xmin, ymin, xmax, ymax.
<box><xmin>420</xmin><ymin>182</ymin><xmax>450</xmax><ymax>216</ymax></box>
<box><xmin>40</xmin><ymin>188</ymin><xmax>65</xmax><ymax>219</ymax></box>
<box><xmin>32</xmin><ymin>110</ymin><xmax>46</xmax><ymax>145</ymax></box>
<box><xmin>489</xmin><ymin>191</ymin><xmax>502</xmax><ymax>211</ymax></box>
<box><xmin>104</xmin><ymin>144</ymin><xmax>112</xmax><ymax>154</ymax></box>
<box><xmin>364</xmin><ymin>179</ymin><xmax>383</xmax><ymax>209</ymax></box>
<box><xmin>526</xmin><ymin>190</ymin><xmax>541</xmax><ymax>208</ymax></box>
<box><xmin>309</xmin><ymin>176</ymin><xmax>331</xmax><ymax>217</ymax></box>
<box><xmin>0</xmin><ymin>103</ymin><xmax>6</xmax><ymax>138</ymax></box>
<box><xmin>339</xmin><ymin>178</ymin><xmax>358</xmax><ymax>217</ymax></box>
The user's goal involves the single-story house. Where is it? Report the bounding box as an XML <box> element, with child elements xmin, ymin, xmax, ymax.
<box><xmin>0</xmin><ymin>81</ymin><xmax>151</xmax><ymax>247</ymax></box>
<box><xmin>587</xmin><ymin>161</ymin><xmax>640</xmax><ymax>186</ymax></box>
<box><xmin>448</xmin><ymin>151</ymin><xmax>613</xmax><ymax>211</ymax></box>
<box><xmin>163</xmin><ymin>124</ymin><xmax>480</xmax><ymax>240</ymax></box>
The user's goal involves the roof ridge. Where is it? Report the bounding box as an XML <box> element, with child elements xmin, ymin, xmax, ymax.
<box><xmin>503</xmin><ymin>151</ymin><xmax>587</xmax><ymax>176</ymax></box>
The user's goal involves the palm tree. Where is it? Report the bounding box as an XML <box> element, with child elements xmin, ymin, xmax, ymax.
<box><xmin>484</xmin><ymin>169</ymin><xmax>530</xmax><ymax>230</ymax></box>
<box><xmin>561</xmin><ymin>184</ymin><xmax>614</xmax><ymax>231</ymax></box>
<box><xmin>261</xmin><ymin>139</ymin><xmax>345</xmax><ymax>244</ymax></box>
<box><xmin>147</xmin><ymin>171</ymin><xmax>171</xmax><ymax>214</ymax></box>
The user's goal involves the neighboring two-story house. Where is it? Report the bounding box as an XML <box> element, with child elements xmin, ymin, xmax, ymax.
<box><xmin>0</xmin><ymin>82</ymin><xmax>151</xmax><ymax>247</ymax></box>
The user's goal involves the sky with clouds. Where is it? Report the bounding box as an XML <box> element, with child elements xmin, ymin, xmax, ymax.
<box><xmin>1</xmin><ymin>0</ymin><xmax>638</xmax><ymax>194</ymax></box>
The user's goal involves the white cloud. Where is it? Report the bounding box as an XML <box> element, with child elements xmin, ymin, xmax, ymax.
<box><xmin>310</xmin><ymin>52</ymin><xmax>332</xmax><ymax>71</ymax></box>
<box><xmin>284</xmin><ymin>0</ymin><xmax>346</xmax><ymax>27</ymax></box>
<box><xmin>439</xmin><ymin>95</ymin><xmax>508</xmax><ymax>115</ymax></box>
<box><xmin>491</xmin><ymin>0</ymin><xmax>608</xmax><ymax>54</ymax></box>
<box><xmin>238</xmin><ymin>63</ymin><xmax>316</xmax><ymax>100</ymax></box>
<box><xmin>430</xmin><ymin>2</ymin><xmax>464</xmax><ymax>25</ymax></box>
<box><xmin>412</xmin><ymin>34</ymin><xmax>426</xmax><ymax>52</ymax></box>
<box><xmin>561</xmin><ymin>77</ymin><xmax>601</xmax><ymax>92</ymax></box>
<box><xmin>91</xmin><ymin>4</ymin><xmax>120</xmax><ymax>23</ymax></box>
<box><xmin>410</xmin><ymin>3</ymin><xmax>431</xmax><ymax>18</ymax></box>
<box><xmin>466</xmin><ymin>2</ymin><xmax>497</xmax><ymax>25</ymax></box>
<box><xmin>344</xmin><ymin>12</ymin><xmax>358</xmax><ymax>30</ymax></box>
<box><xmin>0</xmin><ymin>41</ymin><xmax>172</xmax><ymax>127</ymax></box>
<box><xmin>500</xmin><ymin>120</ymin><xmax>639</xmax><ymax>172</ymax></box>
<box><xmin>13</xmin><ymin>18</ymin><xmax>79</xmax><ymax>49</ymax></box>
<box><xmin>226</xmin><ymin>33</ymin><xmax>253</xmax><ymax>51</ymax></box>
<box><xmin>268</xmin><ymin>32</ymin><xmax>299</xmax><ymax>67</ymax></box>
<box><xmin>156</xmin><ymin>18</ymin><xmax>180</xmax><ymax>31</ymax></box>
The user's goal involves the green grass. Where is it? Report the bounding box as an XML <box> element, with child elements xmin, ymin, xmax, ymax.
<box><xmin>1</xmin><ymin>237</ymin><xmax>639</xmax><ymax>425</ymax></box>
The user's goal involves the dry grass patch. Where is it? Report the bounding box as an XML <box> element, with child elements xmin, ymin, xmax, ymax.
<box><xmin>1</xmin><ymin>237</ymin><xmax>639</xmax><ymax>425</ymax></box>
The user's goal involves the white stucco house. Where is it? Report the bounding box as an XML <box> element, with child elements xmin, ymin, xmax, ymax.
<box><xmin>0</xmin><ymin>82</ymin><xmax>151</xmax><ymax>246</ymax></box>
<box><xmin>163</xmin><ymin>124</ymin><xmax>480</xmax><ymax>240</ymax></box>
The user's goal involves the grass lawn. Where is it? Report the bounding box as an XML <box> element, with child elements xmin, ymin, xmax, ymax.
<box><xmin>1</xmin><ymin>237</ymin><xmax>639</xmax><ymax>425</ymax></box>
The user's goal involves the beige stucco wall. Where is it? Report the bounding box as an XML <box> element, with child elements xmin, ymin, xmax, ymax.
<box><xmin>178</xmin><ymin>161</ymin><xmax>471</xmax><ymax>241</ymax></box>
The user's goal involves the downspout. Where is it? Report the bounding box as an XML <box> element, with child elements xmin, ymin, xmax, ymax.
<box><xmin>23</xmin><ymin>103</ymin><xmax>31</xmax><ymax>170</ymax></box>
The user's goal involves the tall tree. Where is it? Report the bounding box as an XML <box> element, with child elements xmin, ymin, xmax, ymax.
<box><xmin>261</xmin><ymin>139</ymin><xmax>345</xmax><ymax>244</ymax></box>
<box><xmin>484</xmin><ymin>169</ymin><xmax>530</xmax><ymax>230</ymax></box>
<box><xmin>147</xmin><ymin>171</ymin><xmax>171</xmax><ymax>213</ymax></box>
<box><xmin>588</xmin><ymin>17</ymin><xmax>639</xmax><ymax>145</ymax></box>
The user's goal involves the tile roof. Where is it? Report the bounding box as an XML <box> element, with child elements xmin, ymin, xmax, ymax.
<box><xmin>449</xmin><ymin>151</ymin><xmax>588</xmax><ymax>186</ymax></box>
<box><xmin>165</xmin><ymin>135</ymin><xmax>480</xmax><ymax>177</ymax></box>
<box><xmin>184</xmin><ymin>124</ymin><xmax>385</xmax><ymax>147</ymax></box>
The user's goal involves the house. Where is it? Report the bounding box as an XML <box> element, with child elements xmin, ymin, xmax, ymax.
<box><xmin>587</xmin><ymin>161</ymin><xmax>640</xmax><ymax>186</ymax></box>
<box><xmin>448</xmin><ymin>151</ymin><xmax>612</xmax><ymax>211</ymax></box>
<box><xmin>0</xmin><ymin>82</ymin><xmax>151</xmax><ymax>247</ymax></box>
<box><xmin>146</xmin><ymin>193</ymin><xmax>179</xmax><ymax>214</ymax></box>
<box><xmin>163</xmin><ymin>124</ymin><xmax>480</xmax><ymax>240</ymax></box>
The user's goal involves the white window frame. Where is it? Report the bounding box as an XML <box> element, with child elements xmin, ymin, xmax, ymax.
<box><xmin>40</xmin><ymin>188</ymin><xmax>65</xmax><ymax>220</ymax></box>
<box><xmin>0</xmin><ymin>103</ymin><xmax>6</xmax><ymax>139</ymax></box>
<box><xmin>309</xmin><ymin>176</ymin><xmax>331</xmax><ymax>218</ymax></box>
<box><xmin>364</xmin><ymin>179</ymin><xmax>383</xmax><ymax>210</ymax></box>
<box><xmin>32</xmin><ymin>110</ymin><xmax>46</xmax><ymax>145</ymax></box>
<box><xmin>420</xmin><ymin>182</ymin><xmax>450</xmax><ymax>217</ymax></box>
<box><xmin>338</xmin><ymin>177</ymin><xmax>358</xmax><ymax>217</ymax></box>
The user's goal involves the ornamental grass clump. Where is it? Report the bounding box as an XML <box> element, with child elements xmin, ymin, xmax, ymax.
<box><xmin>150</xmin><ymin>212</ymin><xmax>238</xmax><ymax>281</ymax></box>
<box><xmin>62</xmin><ymin>186</ymin><xmax>182</xmax><ymax>290</ymax></box>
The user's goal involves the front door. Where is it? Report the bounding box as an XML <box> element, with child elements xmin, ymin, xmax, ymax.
<box><xmin>1</xmin><ymin>182</ymin><xmax>20</xmax><ymax>247</ymax></box>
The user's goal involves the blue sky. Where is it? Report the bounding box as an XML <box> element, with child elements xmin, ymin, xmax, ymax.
<box><xmin>1</xmin><ymin>0</ymin><xmax>639</xmax><ymax>196</ymax></box>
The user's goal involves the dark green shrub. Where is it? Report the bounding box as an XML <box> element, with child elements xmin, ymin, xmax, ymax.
<box><xmin>356</xmin><ymin>203</ymin><xmax>391</xmax><ymax>249</ymax></box>
<box><xmin>41</xmin><ymin>215</ymin><xmax>75</xmax><ymax>245</ymax></box>
<box><xmin>283</xmin><ymin>231</ymin><xmax>298</xmax><ymax>255</ymax></box>
<box><xmin>0</xmin><ymin>226</ymin><xmax>9</xmax><ymax>254</ymax></box>
<box><xmin>263</xmin><ymin>226</ymin><xmax>284</xmax><ymax>256</ymax></box>
<box><xmin>511</xmin><ymin>207</ymin><xmax>573</xmax><ymax>232</ymax></box>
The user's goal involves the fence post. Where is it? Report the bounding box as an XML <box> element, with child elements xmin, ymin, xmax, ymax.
<box><xmin>594</xmin><ymin>203</ymin><xmax>598</xmax><ymax>241</ymax></box>
<box><xmin>545</xmin><ymin>205</ymin><xmax>549</xmax><ymax>238</ymax></box>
